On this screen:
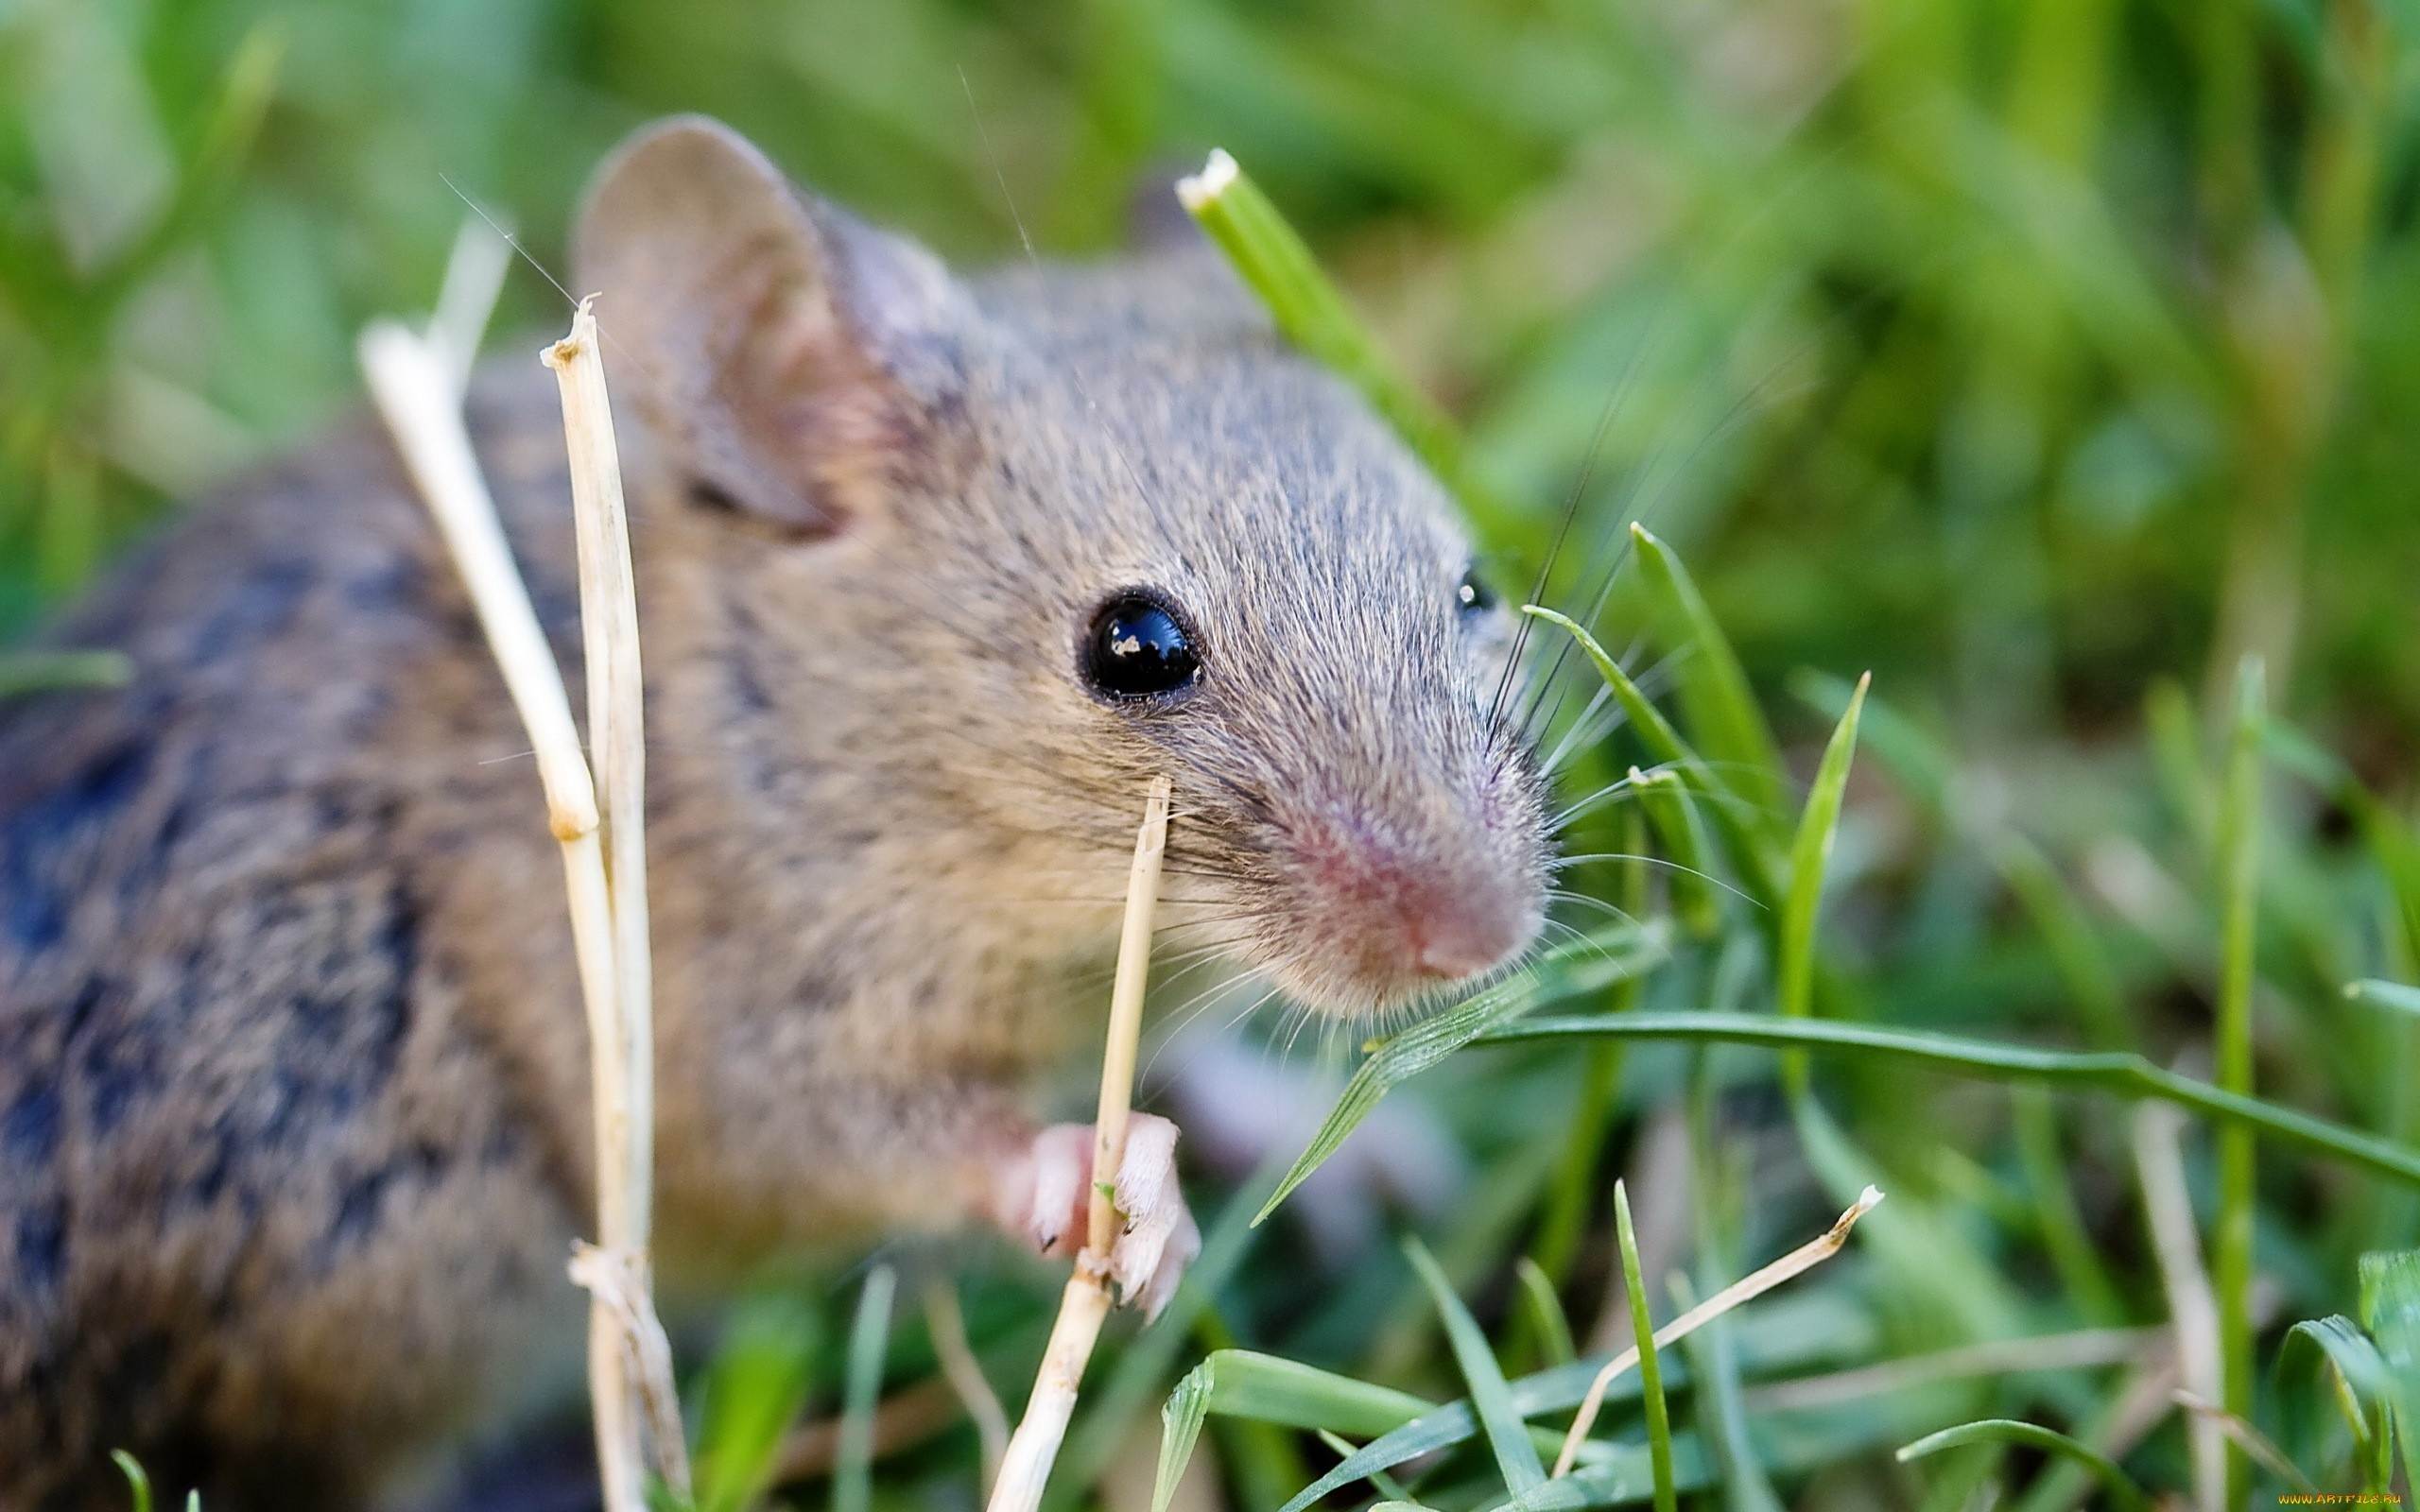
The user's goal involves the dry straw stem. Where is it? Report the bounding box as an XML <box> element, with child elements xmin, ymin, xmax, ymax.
<box><xmin>543</xmin><ymin>300</ymin><xmax>689</xmax><ymax>1507</ymax></box>
<box><xmin>986</xmin><ymin>776</ymin><xmax>1174</xmax><ymax>1512</ymax></box>
<box><xmin>2134</xmin><ymin>1102</ymin><xmax>2225</xmax><ymax>1512</ymax></box>
<box><xmin>926</xmin><ymin>1280</ymin><xmax>1012</xmax><ymax>1494</ymax></box>
<box><xmin>1549</xmin><ymin>1184</ymin><xmax>1885</xmax><ymax>1478</ymax></box>
<box><xmin>357</xmin><ymin>275</ymin><xmax>685</xmax><ymax>1509</ymax></box>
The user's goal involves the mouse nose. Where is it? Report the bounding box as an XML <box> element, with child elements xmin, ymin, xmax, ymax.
<box><xmin>1295</xmin><ymin>809</ymin><xmax>1532</xmax><ymax>992</ymax></box>
<box><xmin>1404</xmin><ymin>880</ymin><xmax>1526</xmax><ymax>982</ymax></box>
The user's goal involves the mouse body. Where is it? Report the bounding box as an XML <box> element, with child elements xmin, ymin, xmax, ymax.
<box><xmin>0</xmin><ymin>118</ymin><xmax>1551</xmax><ymax>1510</ymax></box>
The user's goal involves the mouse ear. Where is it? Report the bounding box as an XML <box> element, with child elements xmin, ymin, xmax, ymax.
<box><xmin>572</xmin><ymin>115</ymin><xmax>973</xmax><ymax>537</ymax></box>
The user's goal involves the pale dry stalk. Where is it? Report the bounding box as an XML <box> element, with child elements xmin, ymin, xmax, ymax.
<box><xmin>1551</xmin><ymin>1184</ymin><xmax>1885</xmax><ymax>1477</ymax></box>
<box><xmin>2134</xmin><ymin>1102</ymin><xmax>2226</xmax><ymax>1512</ymax></box>
<box><xmin>986</xmin><ymin>777</ymin><xmax>1174</xmax><ymax>1512</ymax></box>
<box><xmin>357</xmin><ymin>279</ymin><xmax>686</xmax><ymax>1511</ymax></box>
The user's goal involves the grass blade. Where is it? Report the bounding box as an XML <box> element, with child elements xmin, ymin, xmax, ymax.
<box><xmin>2280</xmin><ymin>1316</ymin><xmax>2397</xmax><ymax>1490</ymax></box>
<box><xmin>2212</xmin><ymin>654</ymin><xmax>2263</xmax><ymax>1508</ymax></box>
<box><xmin>1776</xmin><ymin>671</ymin><xmax>1867</xmax><ymax>1092</ymax></box>
<box><xmin>834</xmin><ymin>1265</ymin><xmax>896</xmax><ymax>1512</ymax></box>
<box><xmin>1154</xmin><ymin>1350</ymin><xmax>1437</xmax><ymax>1512</ymax></box>
<box><xmin>2359</xmin><ymin>1249</ymin><xmax>2420</xmax><ymax>1493</ymax></box>
<box><xmin>1475</xmin><ymin>1011</ymin><xmax>2420</xmax><ymax>1188</ymax></box>
<box><xmin>111</xmin><ymin>1452</ymin><xmax>152</xmax><ymax>1512</ymax></box>
<box><xmin>0</xmin><ymin>648</ymin><xmax>132</xmax><ymax>697</ymax></box>
<box><xmin>2348</xmin><ymin>979</ymin><xmax>2420</xmax><ymax>1017</ymax></box>
<box><xmin>1520</xmin><ymin>606</ymin><xmax>1778</xmax><ymax>906</ymax></box>
<box><xmin>692</xmin><ymin>1289</ymin><xmax>821</xmax><ymax>1512</ymax></box>
<box><xmin>1491</xmin><ymin>1437</ymin><xmax>1715</xmax><ymax>1512</ymax></box>
<box><xmin>1896</xmin><ymin>1419</ymin><xmax>2152</xmax><ymax>1512</ymax></box>
<box><xmin>1405</xmin><ymin>1235</ymin><xmax>1547</xmax><ymax>1494</ymax></box>
<box><xmin>1256</xmin><ymin>920</ymin><xmax>1668</xmax><ymax>1223</ymax></box>
<box><xmin>1515</xmin><ymin>1258</ymin><xmax>1577</xmax><ymax>1368</ymax></box>
<box><xmin>1626</xmin><ymin>525</ymin><xmax>1784</xmax><ymax>817</ymax></box>
<box><xmin>1176</xmin><ymin>150</ymin><xmax>1508</xmax><ymax>534</ymax></box>
<box><xmin>1554</xmin><ymin>1186</ymin><xmax>1883</xmax><ymax>1474</ymax></box>
<box><xmin>1630</xmin><ymin>768</ymin><xmax>1720</xmax><ymax>936</ymax></box>
<box><xmin>1612</xmin><ymin>1183</ymin><xmax>1677</xmax><ymax>1512</ymax></box>
<box><xmin>1793</xmin><ymin>670</ymin><xmax>2131</xmax><ymax>1049</ymax></box>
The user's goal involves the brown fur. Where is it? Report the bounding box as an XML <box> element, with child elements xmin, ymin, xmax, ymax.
<box><xmin>0</xmin><ymin>118</ymin><xmax>1548</xmax><ymax>1508</ymax></box>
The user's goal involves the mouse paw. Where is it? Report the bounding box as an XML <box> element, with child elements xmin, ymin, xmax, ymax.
<box><xmin>997</xmin><ymin>1116</ymin><xmax>1201</xmax><ymax>1320</ymax></box>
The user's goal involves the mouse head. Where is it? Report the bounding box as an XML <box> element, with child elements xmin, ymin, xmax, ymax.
<box><xmin>577</xmin><ymin>117</ymin><xmax>1551</xmax><ymax>1021</ymax></box>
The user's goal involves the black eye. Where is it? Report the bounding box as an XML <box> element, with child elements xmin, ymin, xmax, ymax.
<box><xmin>1083</xmin><ymin>593</ymin><xmax>1201</xmax><ymax>699</ymax></box>
<box><xmin>1457</xmin><ymin>566</ymin><xmax>1496</xmax><ymax>613</ymax></box>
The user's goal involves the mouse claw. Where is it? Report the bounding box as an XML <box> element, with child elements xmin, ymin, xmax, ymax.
<box><xmin>993</xmin><ymin>1115</ymin><xmax>1200</xmax><ymax>1315</ymax></box>
<box><xmin>1014</xmin><ymin>1123</ymin><xmax>1095</xmax><ymax>1256</ymax></box>
<box><xmin>1106</xmin><ymin>1115</ymin><xmax>1200</xmax><ymax>1319</ymax></box>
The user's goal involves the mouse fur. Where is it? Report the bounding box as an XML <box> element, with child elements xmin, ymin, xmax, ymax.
<box><xmin>0</xmin><ymin>116</ymin><xmax>1550</xmax><ymax>1509</ymax></box>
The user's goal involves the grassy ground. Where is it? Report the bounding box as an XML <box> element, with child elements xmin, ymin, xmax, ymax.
<box><xmin>10</xmin><ymin>1</ymin><xmax>2420</xmax><ymax>1507</ymax></box>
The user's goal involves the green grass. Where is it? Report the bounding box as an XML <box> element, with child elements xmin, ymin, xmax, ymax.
<box><xmin>17</xmin><ymin>1</ymin><xmax>2420</xmax><ymax>1508</ymax></box>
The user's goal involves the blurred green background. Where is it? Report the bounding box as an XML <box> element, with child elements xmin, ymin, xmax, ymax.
<box><xmin>12</xmin><ymin>0</ymin><xmax>2420</xmax><ymax>1506</ymax></box>
<box><xmin>10</xmin><ymin>0</ymin><xmax>2420</xmax><ymax>757</ymax></box>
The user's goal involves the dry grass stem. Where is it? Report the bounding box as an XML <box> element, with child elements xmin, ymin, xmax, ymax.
<box><xmin>778</xmin><ymin>1377</ymin><xmax>963</xmax><ymax>1483</ymax></box>
<box><xmin>1739</xmin><ymin>1328</ymin><xmax>2164</xmax><ymax>1414</ymax></box>
<box><xmin>359</xmin><ymin>257</ymin><xmax>684</xmax><ymax>1511</ymax></box>
<box><xmin>986</xmin><ymin>776</ymin><xmax>1174</xmax><ymax>1512</ymax></box>
<box><xmin>1550</xmin><ymin>1184</ymin><xmax>1884</xmax><ymax>1477</ymax></box>
<box><xmin>544</xmin><ymin>300</ymin><xmax>688</xmax><ymax>1505</ymax></box>
<box><xmin>2134</xmin><ymin>1103</ymin><xmax>2225</xmax><ymax>1512</ymax></box>
<box><xmin>2171</xmin><ymin>1391</ymin><xmax>2316</xmax><ymax>1493</ymax></box>
<box><xmin>427</xmin><ymin>216</ymin><xmax>512</xmax><ymax>396</ymax></box>
<box><xmin>926</xmin><ymin>1280</ymin><xmax>1011</xmax><ymax>1494</ymax></box>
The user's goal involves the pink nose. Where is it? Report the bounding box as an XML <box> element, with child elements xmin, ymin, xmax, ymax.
<box><xmin>1406</xmin><ymin>885</ymin><xmax>1524</xmax><ymax>981</ymax></box>
<box><xmin>1298</xmin><ymin>815</ymin><xmax>1529</xmax><ymax>988</ymax></box>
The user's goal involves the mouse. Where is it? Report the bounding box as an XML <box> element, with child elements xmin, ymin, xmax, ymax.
<box><xmin>0</xmin><ymin>114</ymin><xmax>1553</xmax><ymax>1510</ymax></box>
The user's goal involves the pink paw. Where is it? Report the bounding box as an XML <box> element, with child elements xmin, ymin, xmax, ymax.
<box><xmin>994</xmin><ymin>1115</ymin><xmax>1201</xmax><ymax>1319</ymax></box>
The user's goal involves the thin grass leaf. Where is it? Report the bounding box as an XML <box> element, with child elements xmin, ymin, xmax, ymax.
<box><xmin>2146</xmin><ymin>678</ymin><xmax>2214</xmax><ymax>849</ymax></box>
<box><xmin>0</xmin><ymin>648</ymin><xmax>132</xmax><ymax>697</ymax></box>
<box><xmin>1277</xmin><ymin>1352</ymin><xmax>1694</xmax><ymax>1512</ymax></box>
<box><xmin>112</xmin><ymin>1452</ymin><xmax>152</xmax><ymax>1512</ymax></box>
<box><xmin>1154</xmin><ymin>1351</ymin><xmax>1437</xmax><ymax>1512</ymax></box>
<box><xmin>1896</xmin><ymin>1420</ymin><xmax>2151</xmax><ymax>1511</ymax></box>
<box><xmin>833</xmin><ymin>1265</ymin><xmax>895</xmax><ymax>1512</ymax></box>
<box><xmin>1776</xmin><ymin>671</ymin><xmax>1866</xmax><ymax>1092</ymax></box>
<box><xmin>1531</xmin><ymin>1043</ymin><xmax>1626</xmax><ymax>1295</ymax></box>
<box><xmin>2359</xmin><ymin>1249</ymin><xmax>2420</xmax><ymax>1493</ymax></box>
<box><xmin>691</xmin><ymin>1289</ymin><xmax>821</xmax><ymax>1512</ymax></box>
<box><xmin>1995</xmin><ymin>834</ymin><xmax>2133</xmax><ymax>1051</ymax></box>
<box><xmin>2014</xmin><ymin>1088</ymin><xmax>2126</xmax><ymax>1326</ymax></box>
<box><xmin>1516</xmin><ymin>1259</ymin><xmax>1577</xmax><ymax>1368</ymax></box>
<box><xmin>1474</xmin><ymin>1012</ymin><xmax>2420</xmax><ymax>1187</ymax></box>
<box><xmin>1176</xmin><ymin>149</ymin><xmax>1509</xmax><ymax>534</ymax></box>
<box><xmin>1405</xmin><ymin>1235</ymin><xmax>1546</xmax><ymax>1494</ymax></box>
<box><xmin>1520</xmin><ymin>606</ymin><xmax>1777</xmax><ymax>905</ymax></box>
<box><xmin>1788</xmin><ymin>669</ymin><xmax>1950</xmax><ymax>811</ymax></box>
<box><xmin>1489</xmin><ymin>1437</ymin><xmax>1715</xmax><ymax>1512</ymax></box>
<box><xmin>2173</xmin><ymin>1389</ymin><xmax>2319</xmax><ymax>1493</ymax></box>
<box><xmin>1313</xmin><ymin>1432</ymin><xmax>1414</xmax><ymax>1503</ymax></box>
<box><xmin>1793</xmin><ymin>670</ymin><xmax>2130</xmax><ymax>1049</ymax></box>
<box><xmin>2279</xmin><ymin>1316</ymin><xmax>2398</xmax><ymax>1491</ymax></box>
<box><xmin>2213</xmin><ymin>654</ymin><xmax>2264</xmax><ymax>1503</ymax></box>
<box><xmin>1255</xmin><ymin>920</ymin><xmax>1668</xmax><ymax>1223</ymax></box>
<box><xmin>1612</xmin><ymin>1183</ymin><xmax>1676</xmax><ymax>1512</ymax></box>
<box><xmin>1630</xmin><ymin>768</ymin><xmax>1719</xmax><ymax>936</ymax></box>
<box><xmin>1626</xmin><ymin>524</ymin><xmax>1784</xmax><ymax>816</ymax></box>
<box><xmin>2348</xmin><ymin>979</ymin><xmax>2420</xmax><ymax>1017</ymax></box>
<box><xmin>1152</xmin><ymin>1362</ymin><xmax>1216</xmax><ymax>1512</ymax></box>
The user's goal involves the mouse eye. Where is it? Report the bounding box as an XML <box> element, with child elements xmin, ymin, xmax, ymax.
<box><xmin>1083</xmin><ymin>593</ymin><xmax>1201</xmax><ymax>700</ymax></box>
<box><xmin>1457</xmin><ymin>566</ymin><xmax>1496</xmax><ymax>614</ymax></box>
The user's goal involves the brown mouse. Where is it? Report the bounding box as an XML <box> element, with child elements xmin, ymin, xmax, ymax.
<box><xmin>0</xmin><ymin>115</ymin><xmax>1551</xmax><ymax>1510</ymax></box>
